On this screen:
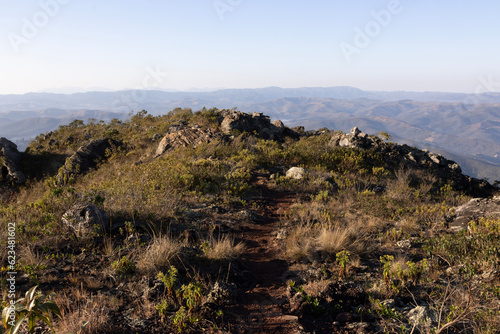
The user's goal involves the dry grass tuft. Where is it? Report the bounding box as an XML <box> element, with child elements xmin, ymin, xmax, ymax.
<box><xmin>137</xmin><ymin>234</ymin><xmax>181</xmax><ymax>273</ymax></box>
<box><xmin>54</xmin><ymin>289</ymin><xmax>111</xmax><ymax>334</ymax></box>
<box><xmin>386</xmin><ymin>168</ymin><xmax>412</xmax><ymax>201</ymax></box>
<box><xmin>203</xmin><ymin>234</ymin><xmax>245</xmax><ymax>261</ymax></box>
<box><xmin>284</xmin><ymin>224</ymin><xmax>316</xmax><ymax>261</ymax></box>
<box><xmin>316</xmin><ymin>224</ymin><xmax>364</xmax><ymax>255</ymax></box>
<box><xmin>18</xmin><ymin>245</ymin><xmax>46</xmax><ymax>267</ymax></box>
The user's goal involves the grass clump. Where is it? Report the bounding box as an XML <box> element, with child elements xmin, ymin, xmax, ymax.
<box><xmin>201</xmin><ymin>235</ymin><xmax>245</xmax><ymax>261</ymax></box>
<box><xmin>137</xmin><ymin>235</ymin><xmax>181</xmax><ymax>273</ymax></box>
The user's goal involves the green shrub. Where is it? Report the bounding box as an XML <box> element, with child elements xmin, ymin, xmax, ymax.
<box><xmin>111</xmin><ymin>256</ymin><xmax>136</xmax><ymax>275</ymax></box>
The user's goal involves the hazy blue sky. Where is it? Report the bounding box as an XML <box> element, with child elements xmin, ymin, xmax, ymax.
<box><xmin>1</xmin><ymin>0</ymin><xmax>499</xmax><ymax>94</ymax></box>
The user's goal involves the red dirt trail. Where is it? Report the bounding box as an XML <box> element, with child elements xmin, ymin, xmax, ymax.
<box><xmin>226</xmin><ymin>175</ymin><xmax>301</xmax><ymax>334</ymax></box>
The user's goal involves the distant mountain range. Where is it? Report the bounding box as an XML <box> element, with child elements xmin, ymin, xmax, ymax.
<box><xmin>1</xmin><ymin>87</ymin><xmax>499</xmax><ymax>181</ymax></box>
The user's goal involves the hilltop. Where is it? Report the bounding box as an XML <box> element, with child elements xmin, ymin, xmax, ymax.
<box><xmin>1</xmin><ymin>108</ymin><xmax>499</xmax><ymax>333</ymax></box>
<box><xmin>1</xmin><ymin>87</ymin><xmax>500</xmax><ymax>181</ymax></box>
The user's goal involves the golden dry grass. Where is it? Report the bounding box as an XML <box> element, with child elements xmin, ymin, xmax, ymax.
<box><xmin>137</xmin><ymin>234</ymin><xmax>181</xmax><ymax>273</ymax></box>
<box><xmin>54</xmin><ymin>289</ymin><xmax>112</xmax><ymax>334</ymax></box>
<box><xmin>203</xmin><ymin>234</ymin><xmax>245</xmax><ymax>261</ymax></box>
<box><xmin>18</xmin><ymin>245</ymin><xmax>46</xmax><ymax>267</ymax></box>
<box><xmin>316</xmin><ymin>224</ymin><xmax>362</xmax><ymax>255</ymax></box>
<box><xmin>284</xmin><ymin>224</ymin><xmax>316</xmax><ymax>261</ymax></box>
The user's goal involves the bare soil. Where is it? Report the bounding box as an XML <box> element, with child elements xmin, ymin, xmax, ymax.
<box><xmin>225</xmin><ymin>175</ymin><xmax>301</xmax><ymax>333</ymax></box>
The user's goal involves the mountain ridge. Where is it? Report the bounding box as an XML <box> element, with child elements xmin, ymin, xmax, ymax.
<box><xmin>1</xmin><ymin>87</ymin><xmax>499</xmax><ymax>181</ymax></box>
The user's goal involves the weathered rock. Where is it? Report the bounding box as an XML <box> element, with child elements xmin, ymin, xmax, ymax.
<box><xmin>329</xmin><ymin>127</ymin><xmax>495</xmax><ymax>197</ymax></box>
<box><xmin>406</xmin><ymin>305</ymin><xmax>438</xmax><ymax>328</ymax></box>
<box><xmin>217</xmin><ymin>109</ymin><xmax>291</xmax><ymax>141</ymax></box>
<box><xmin>332</xmin><ymin>127</ymin><xmax>374</xmax><ymax>149</ymax></box>
<box><xmin>206</xmin><ymin>282</ymin><xmax>237</xmax><ymax>306</ymax></box>
<box><xmin>62</xmin><ymin>202</ymin><xmax>109</xmax><ymax>237</ymax></box>
<box><xmin>286</xmin><ymin>167</ymin><xmax>306</xmax><ymax>180</ymax></box>
<box><xmin>396</xmin><ymin>239</ymin><xmax>412</xmax><ymax>249</ymax></box>
<box><xmin>451</xmin><ymin>196</ymin><xmax>500</xmax><ymax>228</ymax></box>
<box><xmin>155</xmin><ymin>127</ymin><xmax>220</xmax><ymax>156</ymax></box>
<box><xmin>0</xmin><ymin>137</ymin><xmax>26</xmax><ymax>184</ymax></box>
<box><xmin>61</xmin><ymin>138</ymin><xmax>122</xmax><ymax>177</ymax></box>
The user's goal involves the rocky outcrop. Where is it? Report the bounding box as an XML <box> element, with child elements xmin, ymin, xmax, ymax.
<box><xmin>0</xmin><ymin>137</ymin><xmax>26</xmax><ymax>184</ymax></box>
<box><xmin>154</xmin><ymin>110</ymin><xmax>298</xmax><ymax>156</ymax></box>
<box><xmin>451</xmin><ymin>196</ymin><xmax>500</xmax><ymax>229</ymax></box>
<box><xmin>155</xmin><ymin>127</ymin><xmax>220</xmax><ymax>156</ymax></box>
<box><xmin>216</xmin><ymin>109</ymin><xmax>296</xmax><ymax>141</ymax></box>
<box><xmin>62</xmin><ymin>202</ymin><xmax>109</xmax><ymax>237</ymax></box>
<box><xmin>330</xmin><ymin>127</ymin><xmax>494</xmax><ymax>197</ymax></box>
<box><xmin>60</xmin><ymin>138</ymin><xmax>122</xmax><ymax>177</ymax></box>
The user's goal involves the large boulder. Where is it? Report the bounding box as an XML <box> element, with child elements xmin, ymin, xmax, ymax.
<box><xmin>450</xmin><ymin>196</ymin><xmax>500</xmax><ymax>229</ymax></box>
<box><xmin>62</xmin><ymin>202</ymin><xmax>109</xmax><ymax>237</ymax></box>
<box><xmin>0</xmin><ymin>137</ymin><xmax>26</xmax><ymax>184</ymax></box>
<box><xmin>155</xmin><ymin>127</ymin><xmax>220</xmax><ymax>156</ymax></box>
<box><xmin>60</xmin><ymin>138</ymin><xmax>122</xmax><ymax>177</ymax></box>
<box><xmin>217</xmin><ymin>109</ymin><xmax>291</xmax><ymax>141</ymax></box>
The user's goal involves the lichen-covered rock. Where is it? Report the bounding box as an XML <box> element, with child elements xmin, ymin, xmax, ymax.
<box><xmin>451</xmin><ymin>196</ymin><xmax>500</xmax><ymax>229</ymax></box>
<box><xmin>286</xmin><ymin>167</ymin><xmax>306</xmax><ymax>180</ymax></box>
<box><xmin>217</xmin><ymin>109</ymin><xmax>290</xmax><ymax>141</ymax></box>
<box><xmin>406</xmin><ymin>305</ymin><xmax>438</xmax><ymax>328</ymax></box>
<box><xmin>155</xmin><ymin>127</ymin><xmax>220</xmax><ymax>156</ymax></box>
<box><xmin>62</xmin><ymin>202</ymin><xmax>109</xmax><ymax>237</ymax></box>
<box><xmin>0</xmin><ymin>137</ymin><xmax>26</xmax><ymax>184</ymax></box>
<box><xmin>206</xmin><ymin>282</ymin><xmax>237</xmax><ymax>306</ymax></box>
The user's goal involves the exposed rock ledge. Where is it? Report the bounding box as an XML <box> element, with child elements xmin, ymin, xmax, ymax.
<box><xmin>0</xmin><ymin>137</ymin><xmax>26</xmax><ymax>184</ymax></box>
<box><xmin>330</xmin><ymin>127</ymin><xmax>494</xmax><ymax>197</ymax></box>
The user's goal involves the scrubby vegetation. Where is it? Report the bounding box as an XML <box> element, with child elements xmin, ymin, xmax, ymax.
<box><xmin>1</xmin><ymin>108</ymin><xmax>499</xmax><ymax>333</ymax></box>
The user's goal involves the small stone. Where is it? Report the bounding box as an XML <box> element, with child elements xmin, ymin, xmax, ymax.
<box><xmin>282</xmin><ymin>315</ymin><xmax>298</xmax><ymax>322</ymax></box>
<box><xmin>396</xmin><ymin>239</ymin><xmax>412</xmax><ymax>249</ymax></box>
<box><xmin>406</xmin><ymin>305</ymin><xmax>438</xmax><ymax>327</ymax></box>
<box><xmin>286</xmin><ymin>167</ymin><xmax>306</xmax><ymax>180</ymax></box>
